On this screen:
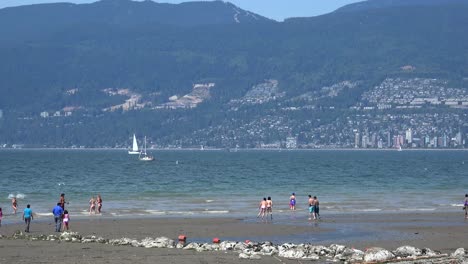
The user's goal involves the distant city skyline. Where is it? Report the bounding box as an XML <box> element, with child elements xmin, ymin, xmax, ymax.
<box><xmin>0</xmin><ymin>0</ymin><xmax>364</xmax><ymax>21</ymax></box>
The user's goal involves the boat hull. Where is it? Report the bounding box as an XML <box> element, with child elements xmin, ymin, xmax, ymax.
<box><xmin>128</xmin><ymin>151</ymin><xmax>140</xmax><ymax>155</ymax></box>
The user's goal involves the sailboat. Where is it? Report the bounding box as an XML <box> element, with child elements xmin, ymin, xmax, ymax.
<box><xmin>128</xmin><ymin>134</ymin><xmax>140</xmax><ymax>154</ymax></box>
<box><xmin>139</xmin><ymin>136</ymin><xmax>155</xmax><ymax>161</ymax></box>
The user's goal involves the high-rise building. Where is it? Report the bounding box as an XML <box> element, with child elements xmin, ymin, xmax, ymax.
<box><xmin>455</xmin><ymin>132</ymin><xmax>463</xmax><ymax>146</ymax></box>
<box><xmin>387</xmin><ymin>132</ymin><xmax>392</xmax><ymax>148</ymax></box>
<box><xmin>405</xmin><ymin>128</ymin><xmax>413</xmax><ymax>144</ymax></box>
<box><xmin>361</xmin><ymin>135</ymin><xmax>368</xmax><ymax>148</ymax></box>
<box><xmin>355</xmin><ymin>133</ymin><xmax>360</xmax><ymax>148</ymax></box>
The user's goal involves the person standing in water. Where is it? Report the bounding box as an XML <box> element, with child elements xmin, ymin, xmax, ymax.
<box><xmin>96</xmin><ymin>194</ymin><xmax>102</xmax><ymax>214</ymax></box>
<box><xmin>89</xmin><ymin>196</ymin><xmax>96</xmax><ymax>214</ymax></box>
<box><xmin>12</xmin><ymin>197</ymin><xmax>18</xmax><ymax>214</ymax></box>
<box><xmin>314</xmin><ymin>196</ymin><xmax>320</xmax><ymax>219</ymax></box>
<box><xmin>59</xmin><ymin>193</ymin><xmax>66</xmax><ymax>210</ymax></box>
<box><xmin>464</xmin><ymin>194</ymin><xmax>468</xmax><ymax>219</ymax></box>
<box><xmin>0</xmin><ymin>207</ymin><xmax>3</xmax><ymax>227</ymax></box>
<box><xmin>257</xmin><ymin>197</ymin><xmax>267</xmax><ymax>220</ymax></box>
<box><xmin>308</xmin><ymin>195</ymin><xmax>314</xmax><ymax>220</ymax></box>
<box><xmin>289</xmin><ymin>193</ymin><xmax>296</xmax><ymax>211</ymax></box>
<box><xmin>23</xmin><ymin>204</ymin><xmax>33</xmax><ymax>232</ymax></box>
<box><xmin>266</xmin><ymin>197</ymin><xmax>273</xmax><ymax>220</ymax></box>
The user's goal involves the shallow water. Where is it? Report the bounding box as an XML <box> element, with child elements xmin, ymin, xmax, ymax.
<box><xmin>0</xmin><ymin>149</ymin><xmax>467</xmax><ymax>218</ymax></box>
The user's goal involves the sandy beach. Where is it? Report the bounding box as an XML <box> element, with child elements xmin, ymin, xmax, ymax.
<box><xmin>0</xmin><ymin>211</ymin><xmax>466</xmax><ymax>263</ymax></box>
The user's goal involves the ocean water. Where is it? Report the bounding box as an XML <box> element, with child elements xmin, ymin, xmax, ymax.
<box><xmin>0</xmin><ymin>149</ymin><xmax>467</xmax><ymax>219</ymax></box>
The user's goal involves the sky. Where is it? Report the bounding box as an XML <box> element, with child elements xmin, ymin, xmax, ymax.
<box><xmin>0</xmin><ymin>0</ymin><xmax>364</xmax><ymax>21</ymax></box>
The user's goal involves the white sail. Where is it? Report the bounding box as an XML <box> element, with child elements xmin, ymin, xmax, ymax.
<box><xmin>132</xmin><ymin>134</ymin><xmax>139</xmax><ymax>152</ymax></box>
<box><xmin>128</xmin><ymin>134</ymin><xmax>140</xmax><ymax>154</ymax></box>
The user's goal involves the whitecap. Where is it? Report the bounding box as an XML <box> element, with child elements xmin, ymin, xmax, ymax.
<box><xmin>8</xmin><ymin>193</ymin><xmax>26</xmax><ymax>199</ymax></box>
<box><xmin>35</xmin><ymin>212</ymin><xmax>53</xmax><ymax>217</ymax></box>
<box><xmin>400</xmin><ymin>208</ymin><xmax>436</xmax><ymax>211</ymax></box>
<box><xmin>205</xmin><ymin>200</ymin><xmax>214</xmax><ymax>203</ymax></box>
<box><xmin>450</xmin><ymin>204</ymin><xmax>464</xmax><ymax>207</ymax></box>
<box><xmin>144</xmin><ymin>210</ymin><xmax>166</xmax><ymax>215</ymax></box>
<box><xmin>356</xmin><ymin>208</ymin><xmax>382</xmax><ymax>212</ymax></box>
<box><xmin>201</xmin><ymin>210</ymin><xmax>229</xmax><ymax>214</ymax></box>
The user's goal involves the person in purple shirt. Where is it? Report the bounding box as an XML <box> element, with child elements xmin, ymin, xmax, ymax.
<box><xmin>52</xmin><ymin>203</ymin><xmax>64</xmax><ymax>232</ymax></box>
<box><xmin>23</xmin><ymin>204</ymin><xmax>33</xmax><ymax>233</ymax></box>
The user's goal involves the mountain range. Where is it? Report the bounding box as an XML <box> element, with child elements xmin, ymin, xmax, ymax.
<box><xmin>0</xmin><ymin>0</ymin><xmax>467</xmax><ymax>148</ymax></box>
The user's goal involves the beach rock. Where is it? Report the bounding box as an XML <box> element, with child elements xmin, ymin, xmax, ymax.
<box><xmin>59</xmin><ymin>231</ymin><xmax>82</xmax><ymax>242</ymax></box>
<box><xmin>394</xmin><ymin>246</ymin><xmax>422</xmax><ymax>257</ymax></box>
<box><xmin>109</xmin><ymin>238</ymin><xmax>140</xmax><ymax>247</ymax></box>
<box><xmin>259</xmin><ymin>245</ymin><xmax>278</xmax><ymax>256</ymax></box>
<box><xmin>334</xmin><ymin>248</ymin><xmax>364</xmax><ymax>262</ymax></box>
<box><xmin>219</xmin><ymin>241</ymin><xmax>237</xmax><ymax>251</ymax></box>
<box><xmin>451</xmin><ymin>248</ymin><xmax>466</xmax><ymax>258</ymax></box>
<box><xmin>197</xmin><ymin>243</ymin><xmax>219</xmax><ymax>251</ymax></box>
<box><xmin>239</xmin><ymin>253</ymin><xmax>250</xmax><ymax>259</ymax></box>
<box><xmin>234</xmin><ymin>242</ymin><xmax>248</xmax><ymax>251</ymax></box>
<box><xmin>176</xmin><ymin>242</ymin><xmax>185</xmax><ymax>249</ymax></box>
<box><xmin>364</xmin><ymin>247</ymin><xmax>395</xmax><ymax>262</ymax></box>
<box><xmin>140</xmin><ymin>237</ymin><xmax>175</xmax><ymax>249</ymax></box>
<box><xmin>329</xmin><ymin>244</ymin><xmax>347</xmax><ymax>255</ymax></box>
<box><xmin>421</xmin><ymin>248</ymin><xmax>440</xmax><ymax>257</ymax></box>
<box><xmin>82</xmin><ymin>235</ymin><xmax>107</xmax><ymax>244</ymax></box>
<box><xmin>278</xmin><ymin>248</ymin><xmax>306</xmax><ymax>259</ymax></box>
<box><xmin>46</xmin><ymin>234</ymin><xmax>59</xmax><ymax>241</ymax></box>
<box><xmin>310</xmin><ymin>245</ymin><xmax>330</xmax><ymax>256</ymax></box>
<box><xmin>12</xmin><ymin>230</ymin><xmax>26</xmax><ymax>239</ymax></box>
<box><xmin>183</xmin><ymin>242</ymin><xmax>201</xmax><ymax>250</ymax></box>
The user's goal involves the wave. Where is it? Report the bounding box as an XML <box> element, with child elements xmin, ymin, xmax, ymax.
<box><xmin>8</xmin><ymin>193</ymin><xmax>26</xmax><ymax>199</ymax></box>
<box><xmin>449</xmin><ymin>204</ymin><xmax>464</xmax><ymax>207</ymax></box>
<box><xmin>399</xmin><ymin>208</ymin><xmax>436</xmax><ymax>211</ymax></box>
<box><xmin>35</xmin><ymin>212</ymin><xmax>53</xmax><ymax>216</ymax></box>
<box><xmin>144</xmin><ymin>210</ymin><xmax>166</xmax><ymax>215</ymax></box>
<box><xmin>355</xmin><ymin>208</ymin><xmax>382</xmax><ymax>212</ymax></box>
<box><xmin>201</xmin><ymin>210</ymin><xmax>229</xmax><ymax>214</ymax></box>
<box><xmin>205</xmin><ymin>200</ymin><xmax>214</xmax><ymax>203</ymax></box>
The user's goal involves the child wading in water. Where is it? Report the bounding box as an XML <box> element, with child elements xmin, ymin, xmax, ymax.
<box><xmin>62</xmin><ymin>210</ymin><xmax>70</xmax><ymax>231</ymax></box>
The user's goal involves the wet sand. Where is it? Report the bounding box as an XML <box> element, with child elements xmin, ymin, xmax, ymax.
<box><xmin>0</xmin><ymin>212</ymin><xmax>466</xmax><ymax>263</ymax></box>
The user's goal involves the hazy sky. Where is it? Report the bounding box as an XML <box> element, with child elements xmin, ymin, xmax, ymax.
<box><xmin>0</xmin><ymin>0</ymin><xmax>364</xmax><ymax>21</ymax></box>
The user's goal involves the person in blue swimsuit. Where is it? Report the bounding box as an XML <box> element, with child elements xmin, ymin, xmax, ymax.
<box><xmin>289</xmin><ymin>193</ymin><xmax>296</xmax><ymax>210</ymax></box>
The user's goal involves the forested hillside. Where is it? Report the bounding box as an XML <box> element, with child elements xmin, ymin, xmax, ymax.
<box><xmin>0</xmin><ymin>0</ymin><xmax>467</xmax><ymax>148</ymax></box>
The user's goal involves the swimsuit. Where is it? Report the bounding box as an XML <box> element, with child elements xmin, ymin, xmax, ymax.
<box><xmin>290</xmin><ymin>199</ymin><xmax>296</xmax><ymax>206</ymax></box>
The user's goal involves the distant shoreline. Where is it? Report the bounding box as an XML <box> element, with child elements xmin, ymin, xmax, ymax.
<box><xmin>0</xmin><ymin>147</ymin><xmax>466</xmax><ymax>151</ymax></box>
<box><xmin>0</xmin><ymin>148</ymin><xmax>468</xmax><ymax>153</ymax></box>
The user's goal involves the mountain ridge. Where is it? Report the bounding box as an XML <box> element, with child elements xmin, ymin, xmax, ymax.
<box><xmin>0</xmin><ymin>0</ymin><xmax>467</xmax><ymax>147</ymax></box>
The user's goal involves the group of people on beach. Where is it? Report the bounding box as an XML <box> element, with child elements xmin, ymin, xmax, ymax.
<box><xmin>290</xmin><ymin>193</ymin><xmax>320</xmax><ymax>220</ymax></box>
<box><xmin>257</xmin><ymin>193</ymin><xmax>320</xmax><ymax>221</ymax></box>
<box><xmin>0</xmin><ymin>193</ymin><xmax>103</xmax><ymax>233</ymax></box>
<box><xmin>89</xmin><ymin>194</ymin><xmax>103</xmax><ymax>214</ymax></box>
<box><xmin>257</xmin><ymin>197</ymin><xmax>273</xmax><ymax>220</ymax></box>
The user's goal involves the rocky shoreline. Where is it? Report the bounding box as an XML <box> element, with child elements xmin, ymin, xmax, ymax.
<box><xmin>2</xmin><ymin>231</ymin><xmax>466</xmax><ymax>263</ymax></box>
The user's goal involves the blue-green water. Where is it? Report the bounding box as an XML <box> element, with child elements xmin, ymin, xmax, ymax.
<box><xmin>1</xmin><ymin>149</ymin><xmax>467</xmax><ymax>219</ymax></box>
